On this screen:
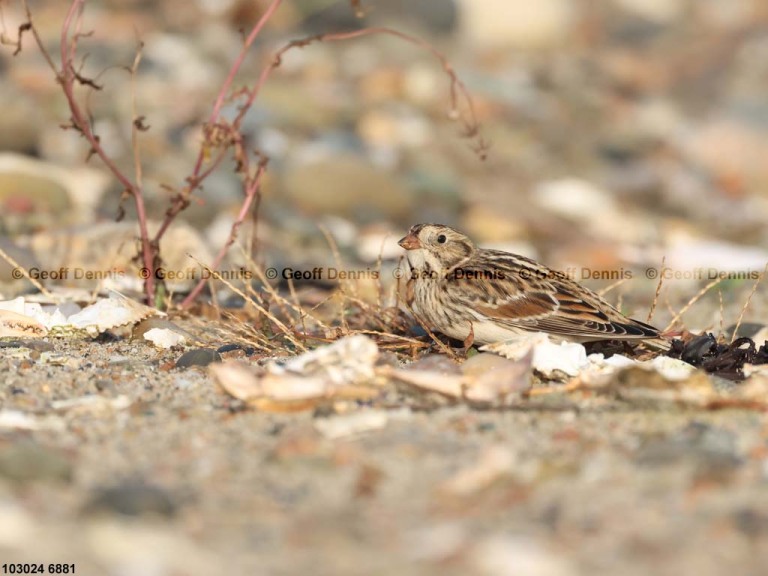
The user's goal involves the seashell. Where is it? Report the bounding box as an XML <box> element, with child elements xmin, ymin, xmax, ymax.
<box><xmin>0</xmin><ymin>309</ymin><xmax>48</xmax><ymax>338</ymax></box>
<box><xmin>64</xmin><ymin>292</ymin><xmax>162</xmax><ymax>335</ymax></box>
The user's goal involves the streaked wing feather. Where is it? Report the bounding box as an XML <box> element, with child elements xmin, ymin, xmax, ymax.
<box><xmin>446</xmin><ymin>256</ymin><xmax>659</xmax><ymax>340</ymax></box>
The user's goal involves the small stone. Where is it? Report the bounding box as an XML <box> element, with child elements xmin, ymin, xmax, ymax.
<box><xmin>0</xmin><ymin>441</ymin><xmax>72</xmax><ymax>484</ymax></box>
<box><xmin>458</xmin><ymin>0</ymin><xmax>575</xmax><ymax>50</ymax></box>
<box><xmin>282</xmin><ymin>155</ymin><xmax>414</xmax><ymax>222</ymax></box>
<box><xmin>0</xmin><ymin>339</ymin><xmax>54</xmax><ymax>352</ymax></box>
<box><xmin>176</xmin><ymin>348</ymin><xmax>222</xmax><ymax>368</ymax></box>
<box><xmin>84</xmin><ymin>482</ymin><xmax>178</xmax><ymax>517</ymax></box>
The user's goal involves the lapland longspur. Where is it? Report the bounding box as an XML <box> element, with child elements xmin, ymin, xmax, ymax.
<box><xmin>398</xmin><ymin>223</ymin><xmax>666</xmax><ymax>348</ymax></box>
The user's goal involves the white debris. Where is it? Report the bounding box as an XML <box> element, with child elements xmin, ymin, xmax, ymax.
<box><xmin>0</xmin><ymin>309</ymin><xmax>48</xmax><ymax>338</ymax></box>
<box><xmin>143</xmin><ymin>328</ymin><xmax>187</xmax><ymax>349</ymax></box>
<box><xmin>0</xmin><ymin>291</ymin><xmax>163</xmax><ymax>336</ymax></box>
<box><xmin>482</xmin><ymin>334</ymin><xmax>588</xmax><ymax>377</ymax></box>
<box><xmin>272</xmin><ymin>334</ymin><xmax>379</xmax><ymax>386</ymax></box>
<box><xmin>314</xmin><ymin>410</ymin><xmax>390</xmax><ymax>439</ymax></box>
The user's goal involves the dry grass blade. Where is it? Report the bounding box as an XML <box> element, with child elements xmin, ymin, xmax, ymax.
<box><xmin>647</xmin><ymin>257</ymin><xmax>665</xmax><ymax>324</ymax></box>
<box><xmin>596</xmin><ymin>277</ymin><xmax>627</xmax><ymax>297</ymax></box>
<box><xmin>318</xmin><ymin>224</ymin><xmax>353</xmax><ymax>333</ymax></box>
<box><xmin>186</xmin><ymin>255</ymin><xmax>306</xmax><ymax>352</ymax></box>
<box><xmin>730</xmin><ymin>262</ymin><xmax>768</xmax><ymax>344</ymax></box>
<box><xmin>663</xmin><ymin>276</ymin><xmax>724</xmax><ymax>333</ymax></box>
<box><xmin>403</xmin><ymin>301</ymin><xmax>459</xmax><ymax>361</ymax></box>
<box><xmin>0</xmin><ymin>245</ymin><xmax>52</xmax><ymax>297</ymax></box>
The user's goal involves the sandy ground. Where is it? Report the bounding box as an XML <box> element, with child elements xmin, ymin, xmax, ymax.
<box><xmin>1</xmin><ymin>329</ymin><xmax>768</xmax><ymax>576</ymax></box>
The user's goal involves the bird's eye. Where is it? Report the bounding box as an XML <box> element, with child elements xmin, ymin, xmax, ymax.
<box><xmin>437</xmin><ymin>234</ymin><xmax>447</xmax><ymax>244</ymax></box>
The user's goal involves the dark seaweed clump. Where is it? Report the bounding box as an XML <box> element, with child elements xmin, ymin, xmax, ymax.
<box><xmin>668</xmin><ymin>334</ymin><xmax>768</xmax><ymax>381</ymax></box>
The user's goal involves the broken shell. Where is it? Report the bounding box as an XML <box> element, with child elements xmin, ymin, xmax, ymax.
<box><xmin>0</xmin><ymin>309</ymin><xmax>48</xmax><ymax>338</ymax></box>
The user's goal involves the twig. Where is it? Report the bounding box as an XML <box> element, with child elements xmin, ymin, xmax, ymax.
<box><xmin>20</xmin><ymin>0</ymin><xmax>156</xmax><ymax>302</ymax></box>
<box><xmin>185</xmin><ymin>255</ymin><xmax>307</xmax><ymax>352</ymax></box>
<box><xmin>730</xmin><ymin>263</ymin><xmax>768</xmax><ymax>344</ymax></box>
<box><xmin>154</xmin><ymin>0</ymin><xmax>284</xmax><ymax>245</ymax></box>
<box><xmin>663</xmin><ymin>276</ymin><xmax>724</xmax><ymax>333</ymax></box>
<box><xmin>647</xmin><ymin>256</ymin><xmax>665</xmax><ymax>324</ymax></box>
<box><xmin>180</xmin><ymin>156</ymin><xmax>269</xmax><ymax>307</ymax></box>
<box><xmin>0</xmin><ymin>246</ymin><xmax>53</xmax><ymax>297</ymax></box>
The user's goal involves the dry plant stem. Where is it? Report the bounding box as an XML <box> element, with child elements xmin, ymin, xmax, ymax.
<box><xmin>404</xmin><ymin>301</ymin><xmax>460</xmax><ymax>361</ymax></box>
<box><xmin>663</xmin><ymin>276</ymin><xmax>724</xmax><ymax>333</ymax></box>
<box><xmin>647</xmin><ymin>256</ymin><xmax>666</xmax><ymax>324</ymax></box>
<box><xmin>19</xmin><ymin>0</ymin><xmax>156</xmax><ymax>302</ymax></box>
<box><xmin>180</xmin><ymin>159</ymin><xmax>268</xmax><ymax>307</ymax></box>
<box><xmin>129</xmin><ymin>41</ymin><xmax>144</xmax><ymax>193</ymax></box>
<box><xmin>718</xmin><ymin>289</ymin><xmax>725</xmax><ymax>338</ymax></box>
<box><xmin>187</xmin><ymin>256</ymin><xmax>306</xmax><ymax>352</ymax></box>
<box><xmin>0</xmin><ymin>246</ymin><xmax>52</xmax><ymax>297</ymax></box>
<box><xmin>174</xmin><ymin>22</ymin><xmax>483</xmax><ymax>308</ymax></box>
<box><xmin>231</xmin><ymin>26</ymin><xmax>484</xmax><ymax>152</ymax></box>
<box><xmin>730</xmin><ymin>263</ymin><xmax>768</xmax><ymax>344</ymax></box>
<box><xmin>59</xmin><ymin>1</ymin><xmax>155</xmax><ymax>301</ymax></box>
<box><xmin>153</xmin><ymin>0</ymin><xmax>283</xmax><ymax>245</ymax></box>
<box><xmin>596</xmin><ymin>277</ymin><xmax>627</xmax><ymax>297</ymax></box>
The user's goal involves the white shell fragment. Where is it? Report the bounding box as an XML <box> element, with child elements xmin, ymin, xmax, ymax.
<box><xmin>314</xmin><ymin>410</ymin><xmax>390</xmax><ymax>439</ymax></box>
<box><xmin>143</xmin><ymin>328</ymin><xmax>187</xmax><ymax>349</ymax></box>
<box><xmin>273</xmin><ymin>334</ymin><xmax>379</xmax><ymax>385</ymax></box>
<box><xmin>0</xmin><ymin>309</ymin><xmax>48</xmax><ymax>338</ymax></box>
<box><xmin>0</xmin><ymin>410</ymin><xmax>65</xmax><ymax>432</ymax></box>
<box><xmin>64</xmin><ymin>293</ymin><xmax>161</xmax><ymax>335</ymax></box>
<box><xmin>481</xmin><ymin>334</ymin><xmax>588</xmax><ymax>377</ymax></box>
<box><xmin>211</xmin><ymin>335</ymin><xmax>381</xmax><ymax>408</ymax></box>
<box><xmin>383</xmin><ymin>351</ymin><xmax>532</xmax><ymax>405</ymax></box>
<box><xmin>0</xmin><ymin>291</ymin><xmax>163</xmax><ymax>337</ymax></box>
<box><xmin>209</xmin><ymin>361</ymin><xmax>265</xmax><ymax>402</ymax></box>
<box><xmin>50</xmin><ymin>395</ymin><xmax>132</xmax><ymax>414</ymax></box>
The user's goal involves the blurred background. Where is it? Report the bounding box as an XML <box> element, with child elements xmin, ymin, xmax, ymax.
<box><xmin>3</xmin><ymin>0</ymin><xmax>768</xmax><ymax>326</ymax></box>
<box><xmin>4</xmin><ymin>3</ymin><xmax>768</xmax><ymax>575</ymax></box>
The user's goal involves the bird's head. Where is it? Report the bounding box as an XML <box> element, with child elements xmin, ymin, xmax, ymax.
<box><xmin>398</xmin><ymin>223</ymin><xmax>475</xmax><ymax>273</ymax></box>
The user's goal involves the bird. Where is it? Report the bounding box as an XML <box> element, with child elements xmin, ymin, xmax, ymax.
<box><xmin>398</xmin><ymin>223</ymin><xmax>666</xmax><ymax>349</ymax></box>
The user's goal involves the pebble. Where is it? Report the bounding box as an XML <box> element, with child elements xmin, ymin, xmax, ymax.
<box><xmin>0</xmin><ymin>441</ymin><xmax>72</xmax><ymax>484</ymax></box>
<box><xmin>84</xmin><ymin>482</ymin><xmax>178</xmax><ymax>517</ymax></box>
<box><xmin>457</xmin><ymin>0</ymin><xmax>575</xmax><ymax>49</ymax></box>
<box><xmin>282</xmin><ymin>155</ymin><xmax>414</xmax><ymax>221</ymax></box>
<box><xmin>176</xmin><ymin>348</ymin><xmax>222</xmax><ymax>368</ymax></box>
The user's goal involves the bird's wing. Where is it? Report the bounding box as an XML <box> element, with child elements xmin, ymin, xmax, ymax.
<box><xmin>444</xmin><ymin>254</ymin><xmax>659</xmax><ymax>340</ymax></box>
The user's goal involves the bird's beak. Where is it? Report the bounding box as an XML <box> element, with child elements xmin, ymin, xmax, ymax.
<box><xmin>398</xmin><ymin>232</ymin><xmax>421</xmax><ymax>250</ymax></box>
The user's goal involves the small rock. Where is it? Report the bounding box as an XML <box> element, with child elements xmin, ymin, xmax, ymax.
<box><xmin>635</xmin><ymin>422</ymin><xmax>742</xmax><ymax>481</ymax></box>
<box><xmin>0</xmin><ymin>441</ymin><xmax>72</xmax><ymax>484</ymax></box>
<box><xmin>176</xmin><ymin>348</ymin><xmax>222</xmax><ymax>368</ymax></box>
<box><xmin>457</xmin><ymin>0</ymin><xmax>575</xmax><ymax>50</ymax></box>
<box><xmin>0</xmin><ymin>339</ymin><xmax>54</xmax><ymax>352</ymax></box>
<box><xmin>84</xmin><ymin>482</ymin><xmax>178</xmax><ymax>517</ymax></box>
<box><xmin>282</xmin><ymin>155</ymin><xmax>414</xmax><ymax>222</ymax></box>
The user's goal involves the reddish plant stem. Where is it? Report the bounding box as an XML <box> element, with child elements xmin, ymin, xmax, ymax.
<box><xmin>56</xmin><ymin>0</ymin><xmax>156</xmax><ymax>302</ymax></box>
<box><xmin>154</xmin><ymin>0</ymin><xmax>283</xmax><ymax>246</ymax></box>
<box><xmin>232</xmin><ymin>26</ymin><xmax>482</xmax><ymax>140</ymax></box>
<box><xmin>180</xmin><ymin>159</ymin><xmax>268</xmax><ymax>307</ymax></box>
<box><xmin>176</xmin><ymin>24</ymin><xmax>484</xmax><ymax>308</ymax></box>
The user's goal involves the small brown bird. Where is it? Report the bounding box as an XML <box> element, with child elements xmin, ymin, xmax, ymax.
<box><xmin>398</xmin><ymin>223</ymin><xmax>665</xmax><ymax>348</ymax></box>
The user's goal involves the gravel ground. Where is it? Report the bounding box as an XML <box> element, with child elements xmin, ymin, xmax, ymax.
<box><xmin>1</xmin><ymin>331</ymin><xmax>768</xmax><ymax>576</ymax></box>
